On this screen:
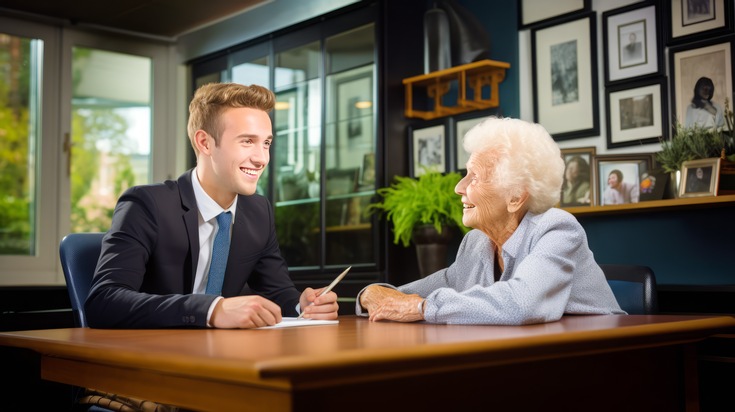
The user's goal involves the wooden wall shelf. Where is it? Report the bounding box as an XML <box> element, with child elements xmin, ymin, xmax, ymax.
<box><xmin>562</xmin><ymin>194</ymin><xmax>735</xmax><ymax>217</ymax></box>
<box><xmin>403</xmin><ymin>59</ymin><xmax>510</xmax><ymax>120</ymax></box>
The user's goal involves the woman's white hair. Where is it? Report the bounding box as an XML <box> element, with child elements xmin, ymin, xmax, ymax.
<box><xmin>463</xmin><ymin>117</ymin><xmax>564</xmax><ymax>213</ymax></box>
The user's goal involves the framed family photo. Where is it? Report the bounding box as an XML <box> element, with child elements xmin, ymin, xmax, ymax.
<box><xmin>605</xmin><ymin>77</ymin><xmax>667</xmax><ymax>149</ymax></box>
<box><xmin>669</xmin><ymin>39</ymin><xmax>733</xmax><ymax>129</ymax></box>
<box><xmin>592</xmin><ymin>154</ymin><xmax>654</xmax><ymax>206</ymax></box>
<box><xmin>532</xmin><ymin>13</ymin><xmax>599</xmax><ymax>141</ymax></box>
<box><xmin>602</xmin><ymin>2</ymin><xmax>662</xmax><ymax>84</ymax></box>
<box><xmin>560</xmin><ymin>147</ymin><xmax>596</xmax><ymax>207</ymax></box>
<box><xmin>679</xmin><ymin>157</ymin><xmax>721</xmax><ymax>197</ymax></box>
<box><xmin>409</xmin><ymin>123</ymin><xmax>447</xmax><ymax>178</ymax></box>
<box><xmin>668</xmin><ymin>0</ymin><xmax>733</xmax><ymax>45</ymax></box>
<box><xmin>518</xmin><ymin>0</ymin><xmax>590</xmax><ymax>29</ymax></box>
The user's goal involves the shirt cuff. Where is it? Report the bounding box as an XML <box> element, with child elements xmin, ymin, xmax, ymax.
<box><xmin>206</xmin><ymin>296</ymin><xmax>224</xmax><ymax>327</ymax></box>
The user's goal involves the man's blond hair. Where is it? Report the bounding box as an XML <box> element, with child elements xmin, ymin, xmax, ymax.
<box><xmin>187</xmin><ymin>83</ymin><xmax>275</xmax><ymax>155</ymax></box>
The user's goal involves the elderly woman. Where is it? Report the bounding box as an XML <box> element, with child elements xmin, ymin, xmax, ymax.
<box><xmin>357</xmin><ymin>117</ymin><xmax>624</xmax><ymax>325</ymax></box>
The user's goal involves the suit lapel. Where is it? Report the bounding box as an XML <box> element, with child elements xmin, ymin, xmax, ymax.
<box><xmin>178</xmin><ymin>170</ymin><xmax>200</xmax><ymax>293</ymax></box>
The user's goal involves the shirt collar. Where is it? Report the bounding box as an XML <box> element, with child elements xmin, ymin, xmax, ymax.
<box><xmin>191</xmin><ymin>168</ymin><xmax>237</xmax><ymax>223</ymax></box>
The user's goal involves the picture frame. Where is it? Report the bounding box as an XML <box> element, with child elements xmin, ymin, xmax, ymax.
<box><xmin>518</xmin><ymin>0</ymin><xmax>590</xmax><ymax>30</ymax></box>
<box><xmin>679</xmin><ymin>157</ymin><xmax>721</xmax><ymax>197</ymax></box>
<box><xmin>605</xmin><ymin>77</ymin><xmax>668</xmax><ymax>149</ymax></box>
<box><xmin>668</xmin><ymin>0</ymin><xmax>733</xmax><ymax>45</ymax></box>
<box><xmin>336</xmin><ymin>70</ymin><xmax>373</xmax><ymax>142</ymax></box>
<box><xmin>592</xmin><ymin>154</ymin><xmax>654</xmax><ymax>206</ymax></box>
<box><xmin>602</xmin><ymin>2</ymin><xmax>662</xmax><ymax>85</ymax></box>
<box><xmin>409</xmin><ymin>123</ymin><xmax>447</xmax><ymax>177</ymax></box>
<box><xmin>451</xmin><ymin>112</ymin><xmax>494</xmax><ymax>172</ymax></box>
<box><xmin>532</xmin><ymin>13</ymin><xmax>599</xmax><ymax>141</ymax></box>
<box><xmin>560</xmin><ymin>146</ymin><xmax>596</xmax><ymax>207</ymax></box>
<box><xmin>669</xmin><ymin>39</ymin><xmax>733</xmax><ymax>130</ymax></box>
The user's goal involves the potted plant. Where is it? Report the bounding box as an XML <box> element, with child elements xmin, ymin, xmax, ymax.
<box><xmin>656</xmin><ymin>109</ymin><xmax>735</xmax><ymax>196</ymax></box>
<box><xmin>366</xmin><ymin>171</ymin><xmax>470</xmax><ymax>276</ymax></box>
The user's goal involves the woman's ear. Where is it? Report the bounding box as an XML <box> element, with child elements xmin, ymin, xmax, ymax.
<box><xmin>507</xmin><ymin>191</ymin><xmax>529</xmax><ymax>213</ymax></box>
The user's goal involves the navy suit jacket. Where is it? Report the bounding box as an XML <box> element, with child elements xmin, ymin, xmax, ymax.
<box><xmin>85</xmin><ymin>170</ymin><xmax>301</xmax><ymax>328</ymax></box>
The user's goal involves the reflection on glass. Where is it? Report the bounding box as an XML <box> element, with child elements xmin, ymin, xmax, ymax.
<box><xmin>324</xmin><ymin>64</ymin><xmax>375</xmax><ymax>266</ymax></box>
<box><xmin>71</xmin><ymin>47</ymin><xmax>152</xmax><ymax>232</ymax></box>
<box><xmin>0</xmin><ymin>33</ymin><xmax>41</xmax><ymax>255</ymax></box>
<box><xmin>273</xmin><ymin>42</ymin><xmax>322</xmax><ymax>268</ymax></box>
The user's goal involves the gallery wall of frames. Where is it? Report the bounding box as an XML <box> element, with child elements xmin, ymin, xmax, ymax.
<box><xmin>516</xmin><ymin>0</ymin><xmax>734</xmax><ymax>208</ymax></box>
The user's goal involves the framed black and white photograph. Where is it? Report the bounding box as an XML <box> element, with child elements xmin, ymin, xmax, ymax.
<box><xmin>560</xmin><ymin>147</ymin><xmax>596</xmax><ymax>207</ymax></box>
<box><xmin>532</xmin><ymin>13</ymin><xmax>599</xmax><ymax>141</ymax></box>
<box><xmin>679</xmin><ymin>157</ymin><xmax>721</xmax><ymax>197</ymax></box>
<box><xmin>409</xmin><ymin>123</ymin><xmax>447</xmax><ymax>178</ymax></box>
<box><xmin>592</xmin><ymin>154</ymin><xmax>654</xmax><ymax>206</ymax></box>
<box><xmin>518</xmin><ymin>0</ymin><xmax>590</xmax><ymax>29</ymax></box>
<box><xmin>603</xmin><ymin>3</ymin><xmax>662</xmax><ymax>84</ymax></box>
<box><xmin>606</xmin><ymin>77</ymin><xmax>667</xmax><ymax>149</ymax></box>
<box><xmin>670</xmin><ymin>39</ymin><xmax>733</xmax><ymax>130</ymax></box>
<box><xmin>451</xmin><ymin>112</ymin><xmax>493</xmax><ymax>171</ymax></box>
<box><xmin>668</xmin><ymin>0</ymin><xmax>733</xmax><ymax>45</ymax></box>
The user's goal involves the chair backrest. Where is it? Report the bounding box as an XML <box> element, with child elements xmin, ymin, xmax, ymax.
<box><xmin>600</xmin><ymin>264</ymin><xmax>658</xmax><ymax>315</ymax></box>
<box><xmin>59</xmin><ymin>232</ymin><xmax>105</xmax><ymax>327</ymax></box>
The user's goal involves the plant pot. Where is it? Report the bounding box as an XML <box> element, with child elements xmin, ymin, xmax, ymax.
<box><xmin>413</xmin><ymin>225</ymin><xmax>454</xmax><ymax>277</ymax></box>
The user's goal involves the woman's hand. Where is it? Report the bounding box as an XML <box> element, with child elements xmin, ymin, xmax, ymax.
<box><xmin>360</xmin><ymin>285</ymin><xmax>425</xmax><ymax>322</ymax></box>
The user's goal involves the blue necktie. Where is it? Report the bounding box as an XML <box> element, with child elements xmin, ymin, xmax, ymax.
<box><xmin>205</xmin><ymin>212</ymin><xmax>232</xmax><ymax>295</ymax></box>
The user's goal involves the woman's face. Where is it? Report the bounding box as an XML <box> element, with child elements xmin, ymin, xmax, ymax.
<box><xmin>565</xmin><ymin>160</ymin><xmax>580</xmax><ymax>183</ymax></box>
<box><xmin>455</xmin><ymin>153</ymin><xmax>508</xmax><ymax>231</ymax></box>
<box><xmin>607</xmin><ymin>172</ymin><xmax>620</xmax><ymax>188</ymax></box>
<box><xmin>697</xmin><ymin>82</ymin><xmax>713</xmax><ymax>100</ymax></box>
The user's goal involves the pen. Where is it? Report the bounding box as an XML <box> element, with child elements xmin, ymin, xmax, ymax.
<box><xmin>296</xmin><ymin>266</ymin><xmax>351</xmax><ymax>319</ymax></box>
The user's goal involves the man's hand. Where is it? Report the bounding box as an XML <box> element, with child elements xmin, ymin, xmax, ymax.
<box><xmin>359</xmin><ymin>285</ymin><xmax>424</xmax><ymax>322</ymax></box>
<box><xmin>298</xmin><ymin>287</ymin><xmax>339</xmax><ymax>319</ymax></box>
<box><xmin>209</xmin><ymin>295</ymin><xmax>282</xmax><ymax>328</ymax></box>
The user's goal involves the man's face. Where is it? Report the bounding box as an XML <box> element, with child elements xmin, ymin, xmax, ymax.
<box><xmin>207</xmin><ymin>107</ymin><xmax>272</xmax><ymax>198</ymax></box>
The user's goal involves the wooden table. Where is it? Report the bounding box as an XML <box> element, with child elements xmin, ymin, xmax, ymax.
<box><xmin>1</xmin><ymin>315</ymin><xmax>734</xmax><ymax>411</ymax></box>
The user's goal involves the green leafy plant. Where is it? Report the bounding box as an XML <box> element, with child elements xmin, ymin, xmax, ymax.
<box><xmin>657</xmin><ymin>98</ymin><xmax>735</xmax><ymax>173</ymax></box>
<box><xmin>366</xmin><ymin>171</ymin><xmax>470</xmax><ymax>247</ymax></box>
<box><xmin>656</xmin><ymin>123</ymin><xmax>725</xmax><ymax>173</ymax></box>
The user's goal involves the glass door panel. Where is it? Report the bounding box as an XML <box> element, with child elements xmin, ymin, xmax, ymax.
<box><xmin>70</xmin><ymin>47</ymin><xmax>152</xmax><ymax>232</ymax></box>
<box><xmin>324</xmin><ymin>64</ymin><xmax>375</xmax><ymax>266</ymax></box>
<box><xmin>0</xmin><ymin>32</ymin><xmax>42</xmax><ymax>255</ymax></box>
<box><xmin>273</xmin><ymin>41</ymin><xmax>322</xmax><ymax>268</ymax></box>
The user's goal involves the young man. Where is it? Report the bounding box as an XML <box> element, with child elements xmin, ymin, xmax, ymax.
<box><xmin>85</xmin><ymin>83</ymin><xmax>338</xmax><ymax>328</ymax></box>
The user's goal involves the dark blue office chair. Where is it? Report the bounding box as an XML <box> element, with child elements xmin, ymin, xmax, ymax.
<box><xmin>59</xmin><ymin>232</ymin><xmax>105</xmax><ymax>328</ymax></box>
<box><xmin>60</xmin><ymin>233</ymin><xmax>171</xmax><ymax>411</ymax></box>
<box><xmin>600</xmin><ymin>264</ymin><xmax>658</xmax><ymax>315</ymax></box>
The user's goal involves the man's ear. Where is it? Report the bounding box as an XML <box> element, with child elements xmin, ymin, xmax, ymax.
<box><xmin>507</xmin><ymin>191</ymin><xmax>529</xmax><ymax>213</ymax></box>
<box><xmin>194</xmin><ymin>130</ymin><xmax>211</xmax><ymax>155</ymax></box>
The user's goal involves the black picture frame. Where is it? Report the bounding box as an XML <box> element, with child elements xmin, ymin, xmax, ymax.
<box><xmin>408</xmin><ymin>121</ymin><xmax>448</xmax><ymax>178</ymax></box>
<box><xmin>593</xmin><ymin>153</ymin><xmax>655</xmax><ymax>206</ymax></box>
<box><xmin>518</xmin><ymin>0</ymin><xmax>590</xmax><ymax>30</ymax></box>
<box><xmin>667</xmin><ymin>0</ymin><xmax>734</xmax><ymax>46</ymax></box>
<box><xmin>669</xmin><ymin>38</ymin><xmax>733</xmax><ymax>130</ymax></box>
<box><xmin>605</xmin><ymin>77</ymin><xmax>668</xmax><ymax>149</ymax></box>
<box><xmin>532</xmin><ymin>12</ymin><xmax>599</xmax><ymax>141</ymax></box>
<box><xmin>602</xmin><ymin>2</ymin><xmax>663</xmax><ymax>85</ymax></box>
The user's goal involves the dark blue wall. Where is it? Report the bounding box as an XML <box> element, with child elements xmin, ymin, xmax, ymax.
<box><xmin>579</xmin><ymin>205</ymin><xmax>735</xmax><ymax>286</ymax></box>
<box><xmin>459</xmin><ymin>0</ymin><xmax>519</xmax><ymax>118</ymax></box>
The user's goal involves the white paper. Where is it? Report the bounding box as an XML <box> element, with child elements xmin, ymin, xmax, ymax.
<box><xmin>256</xmin><ymin>317</ymin><xmax>339</xmax><ymax>329</ymax></box>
